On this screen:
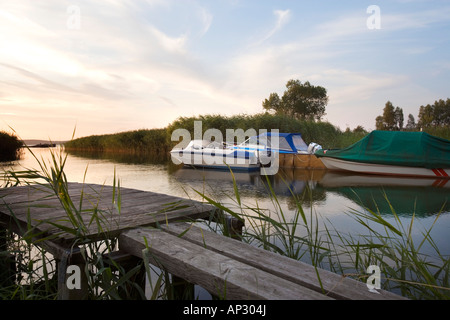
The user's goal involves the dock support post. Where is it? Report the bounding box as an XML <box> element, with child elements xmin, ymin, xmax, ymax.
<box><xmin>224</xmin><ymin>215</ymin><xmax>245</xmax><ymax>239</ymax></box>
<box><xmin>206</xmin><ymin>210</ymin><xmax>245</xmax><ymax>239</ymax></box>
<box><xmin>172</xmin><ymin>275</ymin><xmax>195</xmax><ymax>299</ymax></box>
<box><xmin>102</xmin><ymin>250</ymin><xmax>146</xmax><ymax>299</ymax></box>
<box><xmin>0</xmin><ymin>226</ymin><xmax>16</xmax><ymax>287</ymax></box>
<box><xmin>57</xmin><ymin>246</ymin><xmax>89</xmax><ymax>300</ymax></box>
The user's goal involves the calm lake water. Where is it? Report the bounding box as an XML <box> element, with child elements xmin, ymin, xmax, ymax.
<box><xmin>2</xmin><ymin>147</ymin><xmax>450</xmax><ymax>295</ymax></box>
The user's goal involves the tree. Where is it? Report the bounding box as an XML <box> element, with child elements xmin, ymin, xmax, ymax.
<box><xmin>394</xmin><ymin>107</ymin><xmax>404</xmax><ymax>130</ymax></box>
<box><xmin>375</xmin><ymin>115</ymin><xmax>385</xmax><ymax>130</ymax></box>
<box><xmin>375</xmin><ymin>101</ymin><xmax>403</xmax><ymax>130</ymax></box>
<box><xmin>417</xmin><ymin>99</ymin><xmax>450</xmax><ymax>129</ymax></box>
<box><xmin>432</xmin><ymin>98</ymin><xmax>450</xmax><ymax>127</ymax></box>
<box><xmin>262</xmin><ymin>79</ymin><xmax>328</xmax><ymax>121</ymax></box>
<box><xmin>405</xmin><ymin>114</ymin><xmax>416</xmax><ymax>131</ymax></box>
<box><xmin>262</xmin><ymin>93</ymin><xmax>282</xmax><ymax>114</ymax></box>
<box><xmin>382</xmin><ymin>101</ymin><xmax>396</xmax><ymax>130</ymax></box>
<box><xmin>417</xmin><ymin>104</ymin><xmax>434</xmax><ymax>129</ymax></box>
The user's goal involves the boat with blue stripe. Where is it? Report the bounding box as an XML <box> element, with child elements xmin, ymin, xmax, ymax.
<box><xmin>170</xmin><ymin>140</ymin><xmax>269</xmax><ymax>171</ymax></box>
<box><xmin>170</xmin><ymin>133</ymin><xmax>322</xmax><ymax>171</ymax></box>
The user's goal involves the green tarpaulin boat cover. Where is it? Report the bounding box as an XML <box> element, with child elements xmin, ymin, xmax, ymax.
<box><xmin>315</xmin><ymin>130</ymin><xmax>450</xmax><ymax>169</ymax></box>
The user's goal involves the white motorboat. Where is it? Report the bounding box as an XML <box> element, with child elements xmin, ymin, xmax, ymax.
<box><xmin>170</xmin><ymin>140</ymin><xmax>270</xmax><ymax>171</ymax></box>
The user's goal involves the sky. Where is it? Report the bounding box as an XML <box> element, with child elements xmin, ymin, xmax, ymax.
<box><xmin>0</xmin><ymin>0</ymin><xmax>449</xmax><ymax>141</ymax></box>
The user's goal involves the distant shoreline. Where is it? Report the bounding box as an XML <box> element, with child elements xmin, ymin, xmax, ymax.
<box><xmin>22</xmin><ymin>140</ymin><xmax>66</xmax><ymax>147</ymax></box>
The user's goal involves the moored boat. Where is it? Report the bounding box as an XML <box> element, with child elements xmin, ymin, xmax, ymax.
<box><xmin>170</xmin><ymin>140</ymin><xmax>268</xmax><ymax>171</ymax></box>
<box><xmin>315</xmin><ymin>131</ymin><xmax>450</xmax><ymax>179</ymax></box>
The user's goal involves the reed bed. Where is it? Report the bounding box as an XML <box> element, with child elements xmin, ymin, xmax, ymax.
<box><xmin>63</xmin><ymin>114</ymin><xmax>450</xmax><ymax>161</ymax></box>
<box><xmin>64</xmin><ymin>114</ymin><xmax>368</xmax><ymax>156</ymax></box>
<box><xmin>0</xmin><ymin>131</ymin><xmax>23</xmax><ymax>162</ymax></box>
<box><xmin>64</xmin><ymin>128</ymin><xmax>170</xmax><ymax>159</ymax></box>
<box><xmin>423</xmin><ymin>126</ymin><xmax>450</xmax><ymax>140</ymax></box>
<box><xmin>165</xmin><ymin>113</ymin><xmax>351</xmax><ymax>149</ymax></box>
<box><xmin>195</xmin><ymin>172</ymin><xmax>450</xmax><ymax>300</ymax></box>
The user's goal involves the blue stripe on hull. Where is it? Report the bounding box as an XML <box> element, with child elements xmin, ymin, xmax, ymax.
<box><xmin>184</xmin><ymin>164</ymin><xmax>260</xmax><ymax>172</ymax></box>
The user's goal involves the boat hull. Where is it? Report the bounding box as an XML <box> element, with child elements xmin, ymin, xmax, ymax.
<box><xmin>320</xmin><ymin>157</ymin><xmax>450</xmax><ymax>179</ymax></box>
<box><xmin>170</xmin><ymin>149</ymin><xmax>260</xmax><ymax>171</ymax></box>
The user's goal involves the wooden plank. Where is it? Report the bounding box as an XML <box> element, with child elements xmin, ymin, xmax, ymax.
<box><xmin>2</xmin><ymin>204</ymin><xmax>212</xmax><ymax>244</ymax></box>
<box><xmin>0</xmin><ymin>182</ymin><xmax>215</xmax><ymax>238</ymax></box>
<box><xmin>161</xmin><ymin>222</ymin><xmax>406</xmax><ymax>300</ymax></box>
<box><xmin>119</xmin><ymin>227</ymin><xmax>333</xmax><ymax>300</ymax></box>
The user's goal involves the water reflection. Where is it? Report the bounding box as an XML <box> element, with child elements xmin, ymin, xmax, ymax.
<box><xmin>65</xmin><ymin>149</ymin><xmax>170</xmax><ymax>165</ymax></box>
<box><xmin>319</xmin><ymin>172</ymin><xmax>449</xmax><ymax>217</ymax></box>
<box><xmin>65</xmin><ymin>148</ymin><xmax>450</xmax><ymax>218</ymax></box>
<box><xmin>170</xmin><ymin>165</ymin><xmax>449</xmax><ymax>218</ymax></box>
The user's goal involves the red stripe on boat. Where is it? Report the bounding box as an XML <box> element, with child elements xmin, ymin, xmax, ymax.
<box><xmin>438</xmin><ymin>169</ymin><xmax>449</xmax><ymax>177</ymax></box>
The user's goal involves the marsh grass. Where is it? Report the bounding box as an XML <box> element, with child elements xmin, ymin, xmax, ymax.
<box><xmin>331</xmin><ymin>194</ymin><xmax>450</xmax><ymax>299</ymax></box>
<box><xmin>63</xmin><ymin>113</ymin><xmax>371</xmax><ymax>157</ymax></box>
<box><xmin>195</xmin><ymin>170</ymin><xmax>450</xmax><ymax>300</ymax></box>
<box><xmin>0</xmin><ymin>144</ymin><xmax>161</xmax><ymax>299</ymax></box>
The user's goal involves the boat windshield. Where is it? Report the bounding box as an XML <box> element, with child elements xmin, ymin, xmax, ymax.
<box><xmin>188</xmin><ymin>140</ymin><xmax>211</xmax><ymax>150</ymax></box>
<box><xmin>206</xmin><ymin>141</ymin><xmax>224</xmax><ymax>149</ymax></box>
<box><xmin>292</xmin><ymin>135</ymin><xmax>308</xmax><ymax>152</ymax></box>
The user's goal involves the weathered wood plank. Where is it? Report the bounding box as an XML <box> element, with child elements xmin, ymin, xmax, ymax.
<box><xmin>119</xmin><ymin>227</ymin><xmax>333</xmax><ymax>300</ymax></box>
<box><xmin>161</xmin><ymin>222</ymin><xmax>406</xmax><ymax>300</ymax></box>
<box><xmin>0</xmin><ymin>183</ymin><xmax>216</xmax><ymax>245</ymax></box>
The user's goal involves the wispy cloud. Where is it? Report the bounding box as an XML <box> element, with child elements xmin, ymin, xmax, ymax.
<box><xmin>147</xmin><ymin>26</ymin><xmax>188</xmax><ymax>53</ymax></box>
<box><xmin>253</xmin><ymin>9</ymin><xmax>291</xmax><ymax>45</ymax></box>
<box><xmin>198</xmin><ymin>7</ymin><xmax>213</xmax><ymax>37</ymax></box>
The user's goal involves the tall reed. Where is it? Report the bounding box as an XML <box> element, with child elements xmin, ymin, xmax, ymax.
<box><xmin>330</xmin><ymin>195</ymin><xmax>450</xmax><ymax>299</ymax></box>
<box><xmin>0</xmin><ymin>145</ymin><xmax>151</xmax><ymax>299</ymax></box>
<box><xmin>195</xmin><ymin>170</ymin><xmax>450</xmax><ymax>300</ymax></box>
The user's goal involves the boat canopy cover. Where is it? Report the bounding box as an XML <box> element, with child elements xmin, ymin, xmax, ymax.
<box><xmin>253</xmin><ymin>132</ymin><xmax>309</xmax><ymax>154</ymax></box>
<box><xmin>315</xmin><ymin>130</ymin><xmax>450</xmax><ymax>169</ymax></box>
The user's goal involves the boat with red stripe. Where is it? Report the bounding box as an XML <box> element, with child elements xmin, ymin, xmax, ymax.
<box><xmin>316</xmin><ymin>131</ymin><xmax>450</xmax><ymax>179</ymax></box>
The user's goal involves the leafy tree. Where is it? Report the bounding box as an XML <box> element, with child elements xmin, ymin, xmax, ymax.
<box><xmin>375</xmin><ymin>101</ymin><xmax>403</xmax><ymax>130</ymax></box>
<box><xmin>262</xmin><ymin>93</ymin><xmax>282</xmax><ymax>114</ymax></box>
<box><xmin>417</xmin><ymin>99</ymin><xmax>450</xmax><ymax>129</ymax></box>
<box><xmin>394</xmin><ymin>107</ymin><xmax>404</xmax><ymax>130</ymax></box>
<box><xmin>263</xmin><ymin>79</ymin><xmax>328</xmax><ymax>121</ymax></box>
<box><xmin>382</xmin><ymin>101</ymin><xmax>396</xmax><ymax>130</ymax></box>
<box><xmin>375</xmin><ymin>115</ymin><xmax>385</xmax><ymax>130</ymax></box>
<box><xmin>418</xmin><ymin>104</ymin><xmax>435</xmax><ymax>129</ymax></box>
<box><xmin>432</xmin><ymin>98</ymin><xmax>450</xmax><ymax>127</ymax></box>
<box><xmin>405</xmin><ymin>114</ymin><xmax>416</xmax><ymax>131</ymax></box>
<box><xmin>353</xmin><ymin>125</ymin><xmax>367</xmax><ymax>133</ymax></box>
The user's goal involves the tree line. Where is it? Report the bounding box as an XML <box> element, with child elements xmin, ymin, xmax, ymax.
<box><xmin>261</xmin><ymin>79</ymin><xmax>449</xmax><ymax>135</ymax></box>
<box><xmin>375</xmin><ymin>99</ymin><xmax>450</xmax><ymax>131</ymax></box>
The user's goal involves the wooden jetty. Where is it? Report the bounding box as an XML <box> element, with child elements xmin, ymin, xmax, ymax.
<box><xmin>0</xmin><ymin>182</ymin><xmax>405</xmax><ymax>300</ymax></box>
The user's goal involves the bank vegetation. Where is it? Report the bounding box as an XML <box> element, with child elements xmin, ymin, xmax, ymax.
<box><xmin>64</xmin><ymin>113</ymin><xmax>370</xmax><ymax>158</ymax></box>
<box><xmin>0</xmin><ymin>131</ymin><xmax>22</xmax><ymax>162</ymax></box>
